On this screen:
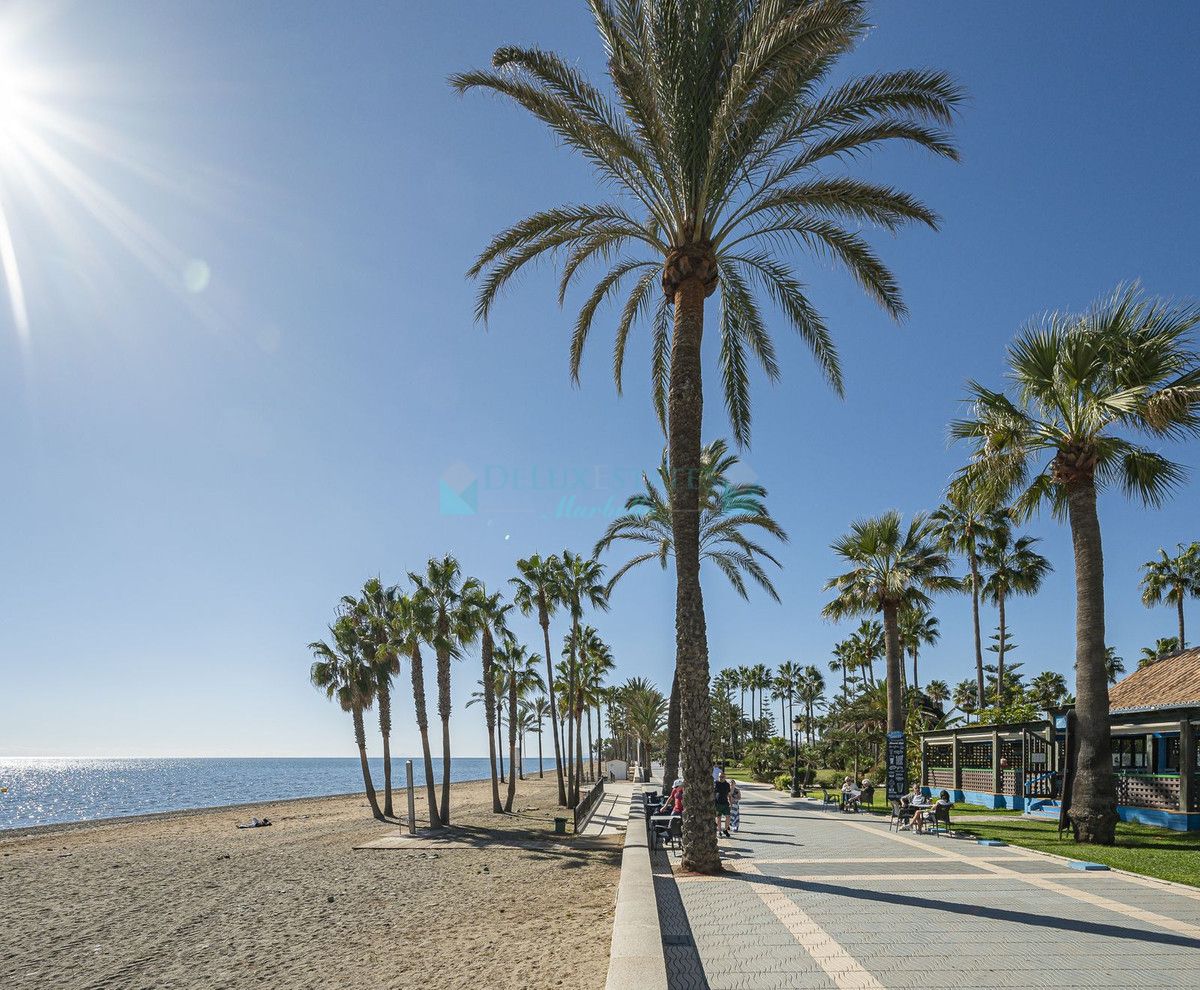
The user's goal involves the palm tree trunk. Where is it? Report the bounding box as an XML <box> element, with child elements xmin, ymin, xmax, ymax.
<box><xmin>1178</xmin><ymin>596</ymin><xmax>1186</xmax><ymax>650</ymax></box>
<box><xmin>668</xmin><ymin>271</ymin><xmax>718</xmax><ymax>874</ymax></box>
<box><xmin>882</xmin><ymin>603</ymin><xmax>904</xmax><ymax>734</ymax></box>
<box><xmin>585</xmin><ymin>706</ymin><xmax>595</xmax><ymax>783</ymax></box>
<box><xmin>504</xmin><ymin>678</ymin><xmax>518</xmax><ymax>812</ymax></box>
<box><xmin>912</xmin><ymin>648</ymin><xmax>920</xmax><ymax>692</ymax></box>
<box><xmin>481</xmin><ymin>631</ymin><xmax>502</xmax><ymax>813</ymax></box>
<box><xmin>540</xmin><ymin>610</ymin><xmax>567</xmax><ymax>806</ymax></box>
<box><xmin>537</xmin><ymin>725</ymin><xmax>544</xmax><ymax>778</ymax></box>
<box><xmin>663</xmin><ymin>669</ymin><xmax>680</xmax><ymax>787</ymax></box>
<box><xmin>409</xmin><ymin>643</ymin><xmax>442</xmax><ymax>828</ymax></box>
<box><xmin>378</xmin><ymin>686</ymin><xmax>394</xmax><ymax>818</ymax></box>
<box><xmin>436</xmin><ymin>639</ymin><xmax>453</xmax><ymax>826</ymax></box>
<box><xmin>1066</xmin><ymin>477</ymin><xmax>1117</xmax><ymax>844</ymax></box>
<box><xmin>997</xmin><ymin>590</ymin><xmax>1007</xmax><ymax>706</ymax></box>
<box><xmin>352</xmin><ymin>702</ymin><xmax>383</xmax><ymax>821</ymax></box>
<box><xmin>970</xmin><ymin>547</ymin><xmax>985</xmax><ymax>708</ymax></box>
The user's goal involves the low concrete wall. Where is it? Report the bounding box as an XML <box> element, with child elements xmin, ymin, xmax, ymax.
<box><xmin>604</xmin><ymin>789</ymin><xmax>667</xmax><ymax>990</ymax></box>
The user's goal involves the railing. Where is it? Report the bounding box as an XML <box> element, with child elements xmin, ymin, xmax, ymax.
<box><xmin>574</xmin><ymin>777</ymin><xmax>606</xmax><ymax>833</ymax></box>
<box><xmin>1024</xmin><ymin>770</ymin><xmax>1061</xmax><ymax>800</ymax></box>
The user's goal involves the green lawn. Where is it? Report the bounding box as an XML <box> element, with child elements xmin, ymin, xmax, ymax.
<box><xmin>950</xmin><ymin>814</ymin><xmax>1200</xmax><ymax>887</ymax></box>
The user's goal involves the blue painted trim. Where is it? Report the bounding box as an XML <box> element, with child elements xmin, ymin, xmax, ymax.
<box><xmin>977</xmin><ymin>839</ymin><xmax>1007</xmax><ymax>847</ymax></box>
<box><xmin>1067</xmin><ymin>860</ymin><xmax>1109</xmax><ymax>871</ymax></box>
<box><xmin>924</xmin><ymin>785</ymin><xmax>1200</xmax><ymax>832</ymax></box>
<box><xmin>1116</xmin><ymin>806</ymin><xmax>1200</xmax><ymax>832</ymax></box>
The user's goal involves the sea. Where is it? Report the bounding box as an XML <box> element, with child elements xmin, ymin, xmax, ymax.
<box><xmin>0</xmin><ymin>757</ymin><xmax>543</xmax><ymax>831</ymax></box>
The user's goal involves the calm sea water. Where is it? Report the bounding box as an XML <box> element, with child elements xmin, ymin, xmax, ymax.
<box><xmin>0</xmin><ymin>757</ymin><xmax>543</xmax><ymax>830</ymax></box>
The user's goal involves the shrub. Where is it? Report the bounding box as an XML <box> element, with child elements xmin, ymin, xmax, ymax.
<box><xmin>743</xmin><ymin>737</ymin><xmax>793</xmax><ymax>782</ymax></box>
<box><xmin>774</xmin><ymin>773</ymin><xmax>792</xmax><ymax>791</ymax></box>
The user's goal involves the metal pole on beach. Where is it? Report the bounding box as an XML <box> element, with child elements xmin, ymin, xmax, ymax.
<box><xmin>406</xmin><ymin>759</ymin><xmax>416</xmax><ymax>835</ymax></box>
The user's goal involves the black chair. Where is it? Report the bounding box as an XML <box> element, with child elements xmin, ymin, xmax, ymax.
<box><xmin>820</xmin><ymin>786</ymin><xmax>840</xmax><ymax>808</ymax></box>
<box><xmin>860</xmin><ymin>784</ymin><xmax>875</xmax><ymax>809</ymax></box>
<box><xmin>927</xmin><ymin>803</ymin><xmax>952</xmax><ymax>837</ymax></box>
<box><xmin>888</xmin><ymin>799</ymin><xmax>905</xmax><ymax>831</ymax></box>
<box><xmin>666</xmin><ymin>815</ymin><xmax>683</xmax><ymax>853</ymax></box>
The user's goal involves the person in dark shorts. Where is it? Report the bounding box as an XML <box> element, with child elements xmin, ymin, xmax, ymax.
<box><xmin>714</xmin><ymin>770</ymin><xmax>732</xmax><ymax>837</ymax></box>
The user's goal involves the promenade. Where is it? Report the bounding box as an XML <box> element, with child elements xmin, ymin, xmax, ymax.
<box><xmin>651</xmin><ymin>783</ymin><xmax>1200</xmax><ymax>990</ymax></box>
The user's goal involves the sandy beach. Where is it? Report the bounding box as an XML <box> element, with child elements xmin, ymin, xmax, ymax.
<box><xmin>1</xmin><ymin>776</ymin><xmax>621</xmax><ymax>990</ymax></box>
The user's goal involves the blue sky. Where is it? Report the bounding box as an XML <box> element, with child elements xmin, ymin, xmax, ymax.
<box><xmin>1</xmin><ymin>2</ymin><xmax>1197</xmax><ymax>758</ymax></box>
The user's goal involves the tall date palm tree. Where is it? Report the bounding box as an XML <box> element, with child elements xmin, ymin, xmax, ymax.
<box><xmin>951</xmin><ymin>284</ymin><xmax>1200</xmax><ymax>843</ymax></box>
<box><xmin>455</xmin><ymin>0</ymin><xmax>963</xmax><ymax>871</ymax></box>
<box><xmin>511</xmin><ymin>554</ymin><xmax>569</xmax><ymax>806</ymax></box>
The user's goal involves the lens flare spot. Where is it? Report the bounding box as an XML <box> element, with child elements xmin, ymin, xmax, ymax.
<box><xmin>182</xmin><ymin>258</ymin><xmax>209</xmax><ymax>293</ymax></box>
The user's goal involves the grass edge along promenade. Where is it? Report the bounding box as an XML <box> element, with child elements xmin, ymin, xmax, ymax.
<box><xmin>943</xmin><ymin>808</ymin><xmax>1200</xmax><ymax>887</ymax></box>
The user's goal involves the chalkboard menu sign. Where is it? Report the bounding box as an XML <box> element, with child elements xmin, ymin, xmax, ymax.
<box><xmin>886</xmin><ymin>730</ymin><xmax>907</xmax><ymax>800</ymax></box>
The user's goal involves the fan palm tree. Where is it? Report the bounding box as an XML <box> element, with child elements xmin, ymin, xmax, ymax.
<box><xmin>392</xmin><ymin>591</ymin><xmax>443</xmax><ymax>828</ymax></box>
<box><xmin>340</xmin><ymin>579</ymin><xmax>401</xmax><ymax>818</ymax></box>
<box><xmin>824</xmin><ymin>512</ymin><xmax>958</xmax><ymax>734</ymax></box>
<box><xmin>795</xmin><ymin>665</ymin><xmax>825</xmax><ymax>744</ymax></box>
<box><xmin>979</xmin><ymin>519</ymin><xmax>1051</xmax><ymax>704</ymax></box>
<box><xmin>529</xmin><ymin>696</ymin><xmax>551</xmax><ymax>778</ymax></box>
<box><xmin>556</xmin><ymin>551</ymin><xmax>609</xmax><ymax>805</ymax></box>
<box><xmin>828</xmin><ymin>640</ymin><xmax>854</xmax><ymax>700</ymax></box>
<box><xmin>952</xmin><ymin>678</ymin><xmax>978</xmax><ymax>723</ymax></box>
<box><xmin>924</xmin><ymin>678</ymin><xmax>951</xmax><ymax>711</ymax></box>
<box><xmin>1104</xmin><ymin>646</ymin><xmax>1125</xmax><ymax>686</ymax></box>
<box><xmin>461</xmin><ymin>583</ymin><xmax>513</xmax><ymax>813</ymax></box>
<box><xmin>579</xmin><ymin>627</ymin><xmax>615</xmax><ymax>780</ymax></box>
<box><xmin>1140</xmin><ymin>542</ymin><xmax>1200</xmax><ymax>649</ymax></box>
<box><xmin>897</xmin><ymin>605</ymin><xmax>939</xmax><ymax>691</ymax></box>
<box><xmin>931</xmin><ymin>487</ymin><xmax>1005</xmax><ymax>708</ymax></box>
<box><xmin>951</xmin><ymin>283</ymin><xmax>1200</xmax><ymax>843</ymax></box>
<box><xmin>622</xmin><ymin>677</ymin><xmax>668</xmax><ymax>774</ymax></box>
<box><xmin>776</xmin><ymin>660</ymin><xmax>803</xmax><ymax>731</ymax></box>
<box><xmin>497</xmin><ymin>639</ymin><xmax>547</xmax><ymax>810</ymax></box>
<box><xmin>511</xmin><ymin>553</ymin><xmax>568</xmax><ymax>806</ymax></box>
<box><xmin>409</xmin><ymin>556</ymin><xmax>474</xmax><ymax>826</ymax></box>
<box><xmin>309</xmin><ymin>617</ymin><xmax>383</xmax><ymax>821</ymax></box>
<box><xmin>1139</xmin><ymin>636</ymin><xmax>1181</xmax><ymax>669</ymax></box>
<box><xmin>1029</xmin><ymin>670</ymin><xmax>1069</xmax><ymax>711</ymax></box>
<box><xmin>455</xmin><ymin>0</ymin><xmax>963</xmax><ymax>875</ymax></box>
<box><xmin>846</xmin><ymin>619</ymin><xmax>884</xmax><ymax>689</ymax></box>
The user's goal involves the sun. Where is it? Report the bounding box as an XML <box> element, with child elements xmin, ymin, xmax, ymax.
<box><xmin>0</xmin><ymin>14</ymin><xmax>217</xmax><ymax>347</ymax></box>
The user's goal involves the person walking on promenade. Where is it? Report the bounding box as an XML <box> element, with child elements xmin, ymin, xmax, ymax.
<box><xmin>714</xmin><ymin>770</ymin><xmax>732</xmax><ymax>838</ymax></box>
<box><xmin>729</xmin><ymin>777</ymin><xmax>742</xmax><ymax>833</ymax></box>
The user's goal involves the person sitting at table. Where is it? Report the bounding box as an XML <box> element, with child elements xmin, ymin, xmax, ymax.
<box><xmin>658</xmin><ymin>778</ymin><xmax>684</xmax><ymax>816</ymax></box>
<box><xmin>907</xmin><ymin>789</ymin><xmax>950</xmax><ymax>831</ymax></box>
<box><xmin>900</xmin><ymin>782</ymin><xmax>923</xmax><ymax>810</ymax></box>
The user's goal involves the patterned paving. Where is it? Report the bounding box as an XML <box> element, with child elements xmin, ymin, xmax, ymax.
<box><xmin>651</xmin><ymin>784</ymin><xmax>1200</xmax><ymax>990</ymax></box>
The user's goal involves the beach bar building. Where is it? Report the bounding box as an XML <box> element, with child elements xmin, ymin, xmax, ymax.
<box><xmin>918</xmin><ymin>648</ymin><xmax>1200</xmax><ymax>831</ymax></box>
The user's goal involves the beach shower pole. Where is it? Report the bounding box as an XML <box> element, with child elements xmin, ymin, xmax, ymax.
<box><xmin>406</xmin><ymin>760</ymin><xmax>416</xmax><ymax>835</ymax></box>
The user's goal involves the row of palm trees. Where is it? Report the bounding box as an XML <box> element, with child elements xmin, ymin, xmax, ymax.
<box><xmin>455</xmin><ymin>2</ymin><xmax>1199</xmax><ymax>860</ymax></box>
<box><xmin>817</xmin><ymin>284</ymin><xmax>1200</xmax><ymax>844</ymax></box>
<box><xmin>308</xmin><ymin>550</ymin><xmax>617</xmax><ymax>824</ymax></box>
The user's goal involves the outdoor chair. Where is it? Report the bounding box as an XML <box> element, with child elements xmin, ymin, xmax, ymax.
<box><xmin>820</xmin><ymin>786</ymin><xmax>839</xmax><ymax>809</ymax></box>
<box><xmin>859</xmin><ymin>784</ymin><xmax>875</xmax><ymax>808</ymax></box>
<box><xmin>842</xmin><ymin>792</ymin><xmax>860</xmax><ymax>814</ymax></box>
<box><xmin>666</xmin><ymin>815</ymin><xmax>683</xmax><ymax>853</ymax></box>
<box><xmin>923</xmin><ymin>803</ymin><xmax>952</xmax><ymax>837</ymax></box>
<box><xmin>888</xmin><ymin>799</ymin><xmax>905</xmax><ymax>831</ymax></box>
<box><xmin>926</xmin><ymin>801</ymin><xmax>955</xmax><ymax>835</ymax></box>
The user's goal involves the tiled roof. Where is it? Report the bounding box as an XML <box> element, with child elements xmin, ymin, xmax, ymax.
<box><xmin>1108</xmin><ymin>648</ymin><xmax>1200</xmax><ymax>712</ymax></box>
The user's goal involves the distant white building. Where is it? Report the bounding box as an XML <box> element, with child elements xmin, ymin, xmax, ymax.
<box><xmin>606</xmin><ymin>759</ymin><xmax>629</xmax><ymax>781</ymax></box>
